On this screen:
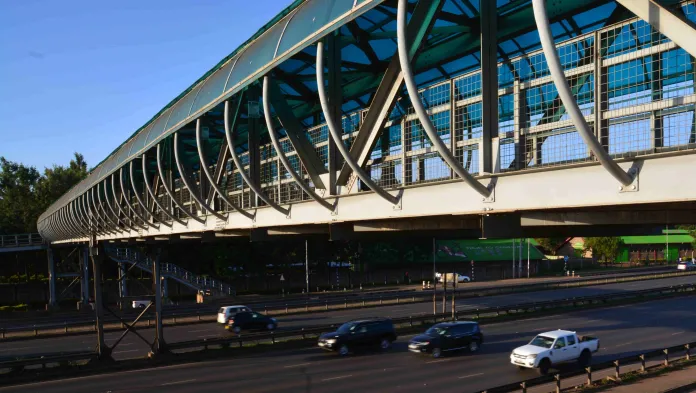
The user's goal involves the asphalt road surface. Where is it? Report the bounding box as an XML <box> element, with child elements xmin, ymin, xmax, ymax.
<box><xmin>2</xmin><ymin>295</ymin><xmax>694</xmax><ymax>393</ymax></box>
<box><xmin>1</xmin><ymin>274</ymin><xmax>695</xmax><ymax>361</ymax></box>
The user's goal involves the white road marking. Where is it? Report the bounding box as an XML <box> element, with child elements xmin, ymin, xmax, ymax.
<box><xmin>113</xmin><ymin>349</ymin><xmax>139</xmax><ymax>354</ymax></box>
<box><xmin>161</xmin><ymin>379</ymin><xmax>196</xmax><ymax>386</ymax></box>
<box><xmin>321</xmin><ymin>375</ymin><xmax>353</xmax><ymax>382</ymax></box>
<box><xmin>671</xmin><ymin>331</ymin><xmax>685</xmax><ymax>336</ymax></box>
<box><xmin>284</xmin><ymin>363</ymin><xmax>311</xmax><ymax>368</ymax></box>
<box><xmin>197</xmin><ymin>334</ymin><xmax>219</xmax><ymax>338</ymax></box>
<box><xmin>187</xmin><ymin>329</ymin><xmax>209</xmax><ymax>333</ymax></box>
<box><xmin>0</xmin><ymin>346</ymin><xmax>38</xmax><ymax>352</ymax></box>
<box><xmin>615</xmin><ymin>341</ymin><xmax>634</xmax><ymax>348</ymax></box>
<box><xmin>459</xmin><ymin>373</ymin><xmax>484</xmax><ymax>379</ymax></box>
<box><xmin>425</xmin><ymin>359</ymin><xmax>450</xmax><ymax>364</ymax></box>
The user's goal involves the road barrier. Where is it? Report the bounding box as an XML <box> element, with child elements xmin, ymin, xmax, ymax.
<box><xmin>3</xmin><ymin>270</ymin><xmax>695</xmax><ymax>341</ymax></box>
<box><xmin>478</xmin><ymin>341</ymin><xmax>696</xmax><ymax>393</ymax></box>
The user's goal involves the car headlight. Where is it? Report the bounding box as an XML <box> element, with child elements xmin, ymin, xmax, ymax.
<box><xmin>527</xmin><ymin>354</ymin><xmax>538</xmax><ymax>359</ymax></box>
<box><xmin>325</xmin><ymin>339</ymin><xmax>336</xmax><ymax>344</ymax></box>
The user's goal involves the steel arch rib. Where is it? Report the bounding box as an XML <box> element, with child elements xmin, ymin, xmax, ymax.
<box><xmin>120</xmin><ymin>167</ymin><xmax>156</xmax><ymax>229</ymax></box>
<box><xmin>129</xmin><ymin>160</ymin><xmax>168</xmax><ymax>227</ymax></box>
<box><xmin>87</xmin><ymin>188</ymin><xmax>109</xmax><ymax>235</ymax></box>
<box><xmin>78</xmin><ymin>194</ymin><xmax>95</xmax><ymax>235</ymax></box>
<box><xmin>532</xmin><ymin>0</ymin><xmax>633</xmax><ymax>186</ymax></box>
<box><xmin>142</xmin><ymin>153</ymin><xmax>187</xmax><ymax>225</ymax></box>
<box><xmin>54</xmin><ymin>210</ymin><xmax>69</xmax><ymax>239</ymax></box>
<box><xmin>156</xmin><ymin>143</ymin><xmax>205</xmax><ymax>223</ymax></box>
<box><xmin>316</xmin><ymin>42</ymin><xmax>400</xmax><ymax>205</ymax></box>
<box><xmin>262</xmin><ymin>77</ymin><xmax>334</xmax><ymax>211</ymax></box>
<box><xmin>173</xmin><ymin>131</ymin><xmax>227</xmax><ymax>221</ymax></box>
<box><xmin>70</xmin><ymin>201</ymin><xmax>89</xmax><ymax>237</ymax></box>
<box><xmin>96</xmin><ymin>182</ymin><xmax>125</xmax><ymax>233</ymax></box>
<box><xmin>396</xmin><ymin>0</ymin><xmax>491</xmax><ymax>198</ymax></box>
<box><xmin>223</xmin><ymin>99</ymin><xmax>290</xmax><ymax>216</ymax></box>
<box><xmin>102</xmin><ymin>179</ymin><xmax>137</xmax><ymax>233</ymax></box>
<box><xmin>93</xmin><ymin>185</ymin><xmax>122</xmax><ymax>234</ymax></box>
<box><xmin>112</xmin><ymin>173</ymin><xmax>147</xmax><ymax>230</ymax></box>
<box><xmin>195</xmin><ymin>119</ymin><xmax>254</xmax><ymax>219</ymax></box>
<box><xmin>82</xmin><ymin>193</ymin><xmax>100</xmax><ymax>234</ymax></box>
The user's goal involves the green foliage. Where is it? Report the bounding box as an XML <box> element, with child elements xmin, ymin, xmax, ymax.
<box><xmin>0</xmin><ymin>153</ymin><xmax>87</xmax><ymax>234</ymax></box>
<box><xmin>678</xmin><ymin>225</ymin><xmax>696</xmax><ymax>251</ymax></box>
<box><xmin>584</xmin><ymin>237</ymin><xmax>624</xmax><ymax>263</ymax></box>
<box><xmin>534</xmin><ymin>238</ymin><xmax>567</xmax><ymax>255</ymax></box>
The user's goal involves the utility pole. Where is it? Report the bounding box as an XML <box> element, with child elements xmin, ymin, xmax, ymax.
<box><xmin>451</xmin><ymin>267</ymin><xmax>457</xmax><ymax>320</ymax></box>
<box><xmin>442</xmin><ymin>269</ymin><xmax>447</xmax><ymax>314</ymax></box>
<box><xmin>519</xmin><ymin>238</ymin><xmax>523</xmax><ymax>278</ymax></box>
<box><xmin>305</xmin><ymin>239</ymin><xmax>309</xmax><ymax>295</ymax></box>
<box><xmin>511</xmin><ymin>238</ymin><xmax>515</xmax><ymax>279</ymax></box>
<box><xmin>527</xmin><ymin>238</ymin><xmax>531</xmax><ymax>278</ymax></box>
<box><xmin>432</xmin><ymin>238</ymin><xmax>437</xmax><ymax>315</ymax></box>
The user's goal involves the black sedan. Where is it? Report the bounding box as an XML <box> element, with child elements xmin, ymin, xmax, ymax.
<box><xmin>408</xmin><ymin>321</ymin><xmax>483</xmax><ymax>358</ymax></box>
<box><xmin>226</xmin><ymin>311</ymin><xmax>277</xmax><ymax>334</ymax></box>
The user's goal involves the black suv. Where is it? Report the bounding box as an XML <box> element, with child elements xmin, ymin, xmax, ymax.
<box><xmin>318</xmin><ymin>318</ymin><xmax>397</xmax><ymax>356</ymax></box>
<box><xmin>408</xmin><ymin>321</ymin><xmax>483</xmax><ymax>358</ymax></box>
<box><xmin>226</xmin><ymin>311</ymin><xmax>277</xmax><ymax>334</ymax></box>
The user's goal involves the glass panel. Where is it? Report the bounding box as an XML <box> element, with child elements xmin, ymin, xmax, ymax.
<box><xmin>165</xmin><ymin>84</ymin><xmax>203</xmax><ymax>132</ymax></box>
<box><xmin>190</xmin><ymin>59</ymin><xmax>237</xmax><ymax>115</ymax></box>
<box><xmin>145</xmin><ymin>108</ymin><xmax>173</xmax><ymax>146</ymax></box>
<box><xmin>129</xmin><ymin>122</ymin><xmax>154</xmax><ymax>158</ymax></box>
<box><xmin>274</xmin><ymin>0</ymin><xmax>354</xmax><ymax>57</ymax></box>
<box><xmin>224</xmin><ymin>20</ymin><xmax>287</xmax><ymax>92</ymax></box>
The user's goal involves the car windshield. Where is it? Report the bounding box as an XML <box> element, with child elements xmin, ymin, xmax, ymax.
<box><xmin>337</xmin><ymin>322</ymin><xmax>358</xmax><ymax>334</ymax></box>
<box><xmin>529</xmin><ymin>335</ymin><xmax>555</xmax><ymax>348</ymax></box>
<box><xmin>425</xmin><ymin>326</ymin><xmax>449</xmax><ymax>336</ymax></box>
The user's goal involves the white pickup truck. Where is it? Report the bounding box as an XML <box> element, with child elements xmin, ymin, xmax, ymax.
<box><xmin>510</xmin><ymin>330</ymin><xmax>600</xmax><ymax>375</ymax></box>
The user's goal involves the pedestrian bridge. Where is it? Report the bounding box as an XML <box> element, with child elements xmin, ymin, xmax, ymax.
<box><xmin>38</xmin><ymin>0</ymin><xmax>696</xmax><ymax>244</ymax></box>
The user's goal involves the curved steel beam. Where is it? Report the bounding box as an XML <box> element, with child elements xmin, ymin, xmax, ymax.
<box><xmin>102</xmin><ymin>180</ymin><xmax>136</xmax><ymax>233</ymax></box>
<box><xmin>315</xmin><ymin>42</ymin><xmax>400</xmax><ymax>205</ymax></box>
<box><xmin>92</xmin><ymin>186</ymin><xmax>119</xmax><ymax>234</ymax></box>
<box><xmin>174</xmin><ymin>131</ymin><xmax>227</xmax><ymax>221</ymax></box>
<box><xmin>130</xmin><ymin>160</ymin><xmax>168</xmax><ymax>227</ymax></box>
<box><xmin>68</xmin><ymin>201</ymin><xmax>87</xmax><ymax>237</ymax></box>
<box><xmin>82</xmin><ymin>193</ymin><xmax>100</xmax><ymax>235</ymax></box>
<box><xmin>96</xmin><ymin>182</ymin><xmax>124</xmax><ymax>233</ymax></box>
<box><xmin>120</xmin><ymin>166</ymin><xmax>157</xmax><ymax>229</ymax></box>
<box><xmin>262</xmin><ymin>77</ymin><xmax>334</xmax><ymax>211</ymax></box>
<box><xmin>396</xmin><ymin>0</ymin><xmax>491</xmax><ymax>198</ymax></box>
<box><xmin>74</xmin><ymin>199</ymin><xmax>92</xmax><ymax>236</ymax></box>
<box><xmin>195</xmin><ymin>119</ymin><xmax>254</xmax><ymax>219</ymax></box>
<box><xmin>54</xmin><ymin>210</ymin><xmax>69</xmax><ymax>239</ymax></box>
<box><xmin>142</xmin><ymin>152</ymin><xmax>187</xmax><ymax>225</ymax></box>
<box><xmin>156</xmin><ymin>143</ymin><xmax>205</xmax><ymax>223</ymax></box>
<box><xmin>532</xmin><ymin>0</ymin><xmax>633</xmax><ymax>186</ymax></box>
<box><xmin>112</xmin><ymin>173</ymin><xmax>147</xmax><ymax>230</ymax></box>
<box><xmin>224</xmin><ymin>99</ymin><xmax>290</xmax><ymax>216</ymax></box>
<box><xmin>78</xmin><ymin>194</ymin><xmax>94</xmax><ymax>235</ymax></box>
<box><xmin>86</xmin><ymin>188</ymin><xmax>108</xmax><ymax>235</ymax></box>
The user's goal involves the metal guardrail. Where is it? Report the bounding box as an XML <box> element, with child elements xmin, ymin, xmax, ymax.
<box><xmin>0</xmin><ymin>351</ymin><xmax>96</xmax><ymax>372</ymax></box>
<box><xmin>106</xmin><ymin>247</ymin><xmax>235</xmax><ymax>296</ymax></box>
<box><xmin>479</xmin><ymin>341</ymin><xmax>696</xmax><ymax>393</ymax></box>
<box><xmin>2</xmin><ymin>270</ymin><xmax>696</xmax><ymax>339</ymax></box>
<box><xmin>0</xmin><ymin>233</ymin><xmax>44</xmax><ymax>248</ymax></box>
<box><xmin>166</xmin><ymin>283</ymin><xmax>696</xmax><ymax>352</ymax></box>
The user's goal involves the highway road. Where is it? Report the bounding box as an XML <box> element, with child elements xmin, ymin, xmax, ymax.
<box><xmin>1</xmin><ymin>274</ymin><xmax>695</xmax><ymax>361</ymax></box>
<box><xmin>2</xmin><ymin>295</ymin><xmax>694</xmax><ymax>393</ymax></box>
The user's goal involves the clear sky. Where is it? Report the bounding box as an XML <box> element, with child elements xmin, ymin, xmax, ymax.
<box><xmin>0</xmin><ymin>0</ymin><xmax>293</xmax><ymax>171</ymax></box>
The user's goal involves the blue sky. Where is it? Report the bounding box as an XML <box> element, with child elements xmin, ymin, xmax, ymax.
<box><xmin>0</xmin><ymin>0</ymin><xmax>292</xmax><ymax>171</ymax></box>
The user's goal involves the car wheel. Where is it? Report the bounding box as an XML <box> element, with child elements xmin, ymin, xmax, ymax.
<box><xmin>468</xmin><ymin>340</ymin><xmax>480</xmax><ymax>352</ymax></box>
<box><xmin>380</xmin><ymin>338</ymin><xmax>391</xmax><ymax>350</ymax></box>
<box><xmin>266</xmin><ymin>323</ymin><xmax>276</xmax><ymax>331</ymax></box>
<box><xmin>431</xmin><ymin>348</ymin><xmax>442</xmax><ymax>358</ymax></box>
<box><xmin>233</xmin><ymin>326</ymin><xmax>242</xmax><ymax>334</ymax></box>
<box><xmin>538</xmin><ymin>359</ymin><xmax>551</xmax><ymax>375</ymax></box>
<box><xmin>338</xmin><ymin>345</ymin><xmax>350</xmax><ymax>356</ymax></box>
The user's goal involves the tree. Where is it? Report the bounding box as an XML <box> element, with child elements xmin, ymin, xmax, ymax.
<box><xmin>678</xmin><ymin>225</ymin><xmax>696</xmax><ymax>253</ymax></box>
<box><xmin>584</xmin><ymin>237</ymin><xmax>624</xmax><ymax>265</ymax></box>
<box><xmin>534</xmin><ymin>238</ymin><xmax>567</xmax><ymax>255</ymax></box>
<box><xmin>0</xmin><ymin>153</ymin><xmax>87</xmax><ymax>234</ymax></box>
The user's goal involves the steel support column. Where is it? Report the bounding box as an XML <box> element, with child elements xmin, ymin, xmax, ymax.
<box><xmin>317</xmin><ymin>41</ymin><xmax>400</xmax><ymax>205</ymax></box>
<box><xmin>81</xmin><ymin>246</ymin><xmax>89</xmax><ymax>305</ymax></box>
<box><xmin>174</xmin><ymin>131</ymin><xmax>227</xmax><ymax>221</ymax></box>
<box><xmin>118</xmin><ymin>261</ymin><xmax>128</xmax><ymax>305</ymax></box>
<box><xmin>532</xmin><ymin>0</ymin><xmax>633</xmax><ymax>186</ymax></box>
<box><xmin>397</xmin><ymin>0</ymin><xmax>491</xmax><ymax>198</ymax></box>
<box><xmin>263</xmin><ymin>77</ymin><xmax>334</xmax><ymax>211</ymax></box>
<box><xmin>90</xmin><ymin>244</ymin><xmax>111</xmax><ymax>360</ymax></box>
<box><xmin>480</xmin><ymin>0</ymin><xmax>497</xmax><ymax>175</ymax></box>
<box><xmin>151</xmin><ymin>248</ymin><xmax>166</xmax><ymax>354</ymax></box>
<box><xmin>47</xmin><ymin>247</ymin><xmax>57</xmax><ymax>308</ymax></box>
<box><xmin>224</xmin><ymin>98</ymin><xmax>290</xmax><ymax>215</ymax></box>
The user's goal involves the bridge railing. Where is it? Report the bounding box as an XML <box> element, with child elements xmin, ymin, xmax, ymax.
<box><xmin>0</xmin><ymin>233</ymin><xmax>44</xmax><ymax>248</ymax></box>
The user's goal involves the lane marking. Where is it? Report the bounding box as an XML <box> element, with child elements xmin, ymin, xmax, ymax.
<box><xmin>615</xmin><ymin>341</ymin><xmax>634</xmax><ymax>348</ymax></box>
<box><xmin>459</xmin><ymin>373</ymin><xmax>484</xmax><ymax>379</ymax></box>
<box><xmin>0</xmin><ymin>346</ymin><xmax>38</xmax><ymax>352</ymax></box>
<box><xmin>161</xmin><ymin>379</ymin><xmax>196</xmax><ymax>386</ymax></box>
<box><xmin>113</xmin><ymin>349</ymin><xmax>139</xmax><ymax>354</ymax></box>
<box><xmin>321</xmin><ymin>375</ymin><xmax>353</xmax><ymax>382</ymax></box>
<box><xmin>284</xmin><ymin>363</ymin><xmax>311</xmax><ymax>368</ymax></box>
<box><xmin>425</xmin><ymin>359</ymin><xmax>450</xmax><ymax>364</ymax></box>
<box><xmin>671</xmin><ymin>331</ymin><xmax>685</xmax><ymax>336</ymax></box>
<box><xmin>197</xmin><ymin>334</ymin><xmax>219</xmax><ymax>338</ymax></box>
<box><xmin>187</xmin><ymin>329</ymin><xmax>209</xmax><ymax>333</ymax></box>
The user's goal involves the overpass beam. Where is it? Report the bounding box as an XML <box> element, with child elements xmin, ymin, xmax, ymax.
<box><xmin>262</xmin><ymin>77</ymin><xmax>334</xmax><ymax>211</ymax></box>
<box><xmin>224</xmin><ymin>97</ymin><xmax>290</xmax><ymax>215</ymax></box>
<box><xmin>47</xmin><ymin>247</ymin><xmax>57</xmax><ymax>309</ymax></box>
<box><xmin>532</xmin><ymin>0</ymin><xmax>634</xmax><ymax>186</ymax></box>
<box><xmin>397</xmin><ymin>0</ymin><xmax>492</xmax><ymax>198</ymax></box>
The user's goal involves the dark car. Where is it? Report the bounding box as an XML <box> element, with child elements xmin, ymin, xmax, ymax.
<box><xmin>225</xmin><ymin>311</ymin><xmax>277</xmax><ymax>334</ymax></box>
<box><xmin>408</xmin><ymin>321</ymin><xmax>483</xmax><ymax>358</ymax></box>
<box><xmin>318</xmin><ymin>318</ymin><xmax>397</xmax><ymax>356</ymax></box>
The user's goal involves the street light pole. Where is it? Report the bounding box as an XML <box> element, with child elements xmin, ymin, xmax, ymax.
<box><xmin>432</xmin><ymin>238</ymin><xmax>437</xmax><ymax>315</ymax></box>
<box><xmin>305</xmin><ymin>239</ymin><xmax>309</xmax><ymax>295</ymax></box>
